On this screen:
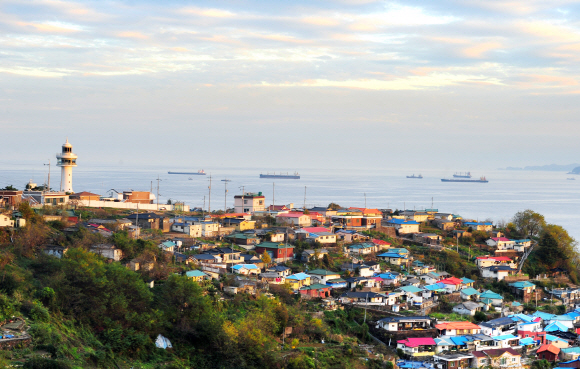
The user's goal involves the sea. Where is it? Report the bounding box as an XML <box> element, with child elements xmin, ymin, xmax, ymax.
<box><xmin>2</xmin><ymin>165</ymin><xmax>579</xmax><ymax>241</ymax></box>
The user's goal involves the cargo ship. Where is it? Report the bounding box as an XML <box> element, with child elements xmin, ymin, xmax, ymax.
<box><xmin>168</xmin><ymin>170</ymin><xmax>206</xmax><ymax>175</ymax></box>
<box><xmin>260</xmin><ymin>172</ymin><xmax>300</xmax><ymax>179</ymax></box>
<box><xmin>453</xmin><ymin>172</ymin><xmax>472</xmax><ymax>178</ymax></box>
<box><xmin>406</xmin><ymin>174</ymin><xmax>423</xmax><ymax>179</ymax></box>
<box><xmin>441</xmin><ymin>176</ymin><xmax>488</xmax><ymax>183</ymax></box>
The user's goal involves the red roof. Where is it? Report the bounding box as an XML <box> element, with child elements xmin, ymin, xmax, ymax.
<box><xmin>476</xmin><ymin>256</ymin><xmax>512</xmax><ymax>262</ymax></box>
<box><xmin>439</xmin><ymin>277</ymin><xmax>463</xmax><ymax>285</ymax></box>
<box><xmin>396</xmin><ymin>337</ymin><xmax>436</xmax><ymax>348</ymax></box>
<box><xmin>537</xmin><ymin>344</ymin><xmax>560</xmax><ymax>355</ymax></box>
<box><xmin>277</xmin><ymin>213</ymin><xmax>308</xmax><ymax>218</ymax></box>
<box><xmin>492</xmin><ymin>237</ymin><xmax>511</xmax><ymax>242</ymax></box>
<box><xmin>372</xmin><ymin>239</ymin><xmax>391</xmax><ymax>245</ymax></box>
<box><xmin>302</xmin><ymin>227</ymin><xmax>331</xmax><ymax>233</ymax></box>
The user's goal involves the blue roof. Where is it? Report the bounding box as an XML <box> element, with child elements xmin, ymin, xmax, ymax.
<box><xmin>287</xmin><ymin>272</ymin><xmax>310</xmax><ymax>281</ymax></box>
<box><xmin>450</xmin><ymin>336</ymin><xmax>468</xmax><ymax>346</ymax></box>
<box><xmin>379</xmin><ymin>253</ymin><xmax>407</xmax><ymax>258</ymax></box>
<box><xmin>461</xmin><ymin>277</ymin><xmax>475</xmax><ymax>284</ymax></box>
<box><xmin>389</xmin><ymin>248</ymin><xmax>409</xmax><ymax>254</ymax></box>
<box><xmin>533</xmin><ymin>311</ymin><xmax>557</xmax><ymax>320</ymax></box>
<box><xmin>509</xmin><ymin>281</ymin><xmax>536</xmax><ymax>289</ymax></box>
<box><xmin>464</xmin><ymin>221</ymin><xmax>492</xmax><ymax>225</ymax></box>
<box><xmin>387</xmin><ymin>219</ymin><xmax>419</xmax><ymax>225</ymax></box>
<box><xmin>424</xmin><ymin>283</ymin><xmax>446</xmax><ymax>291</ymax></box>
<box><xmin>398</xmin><ymin>286</ymin><xmax>423</xmax><ymax>293</ymax></box>
<box><xmin>546</xmin><ymin>334</ymin><xmax>567</xmax><ymax>343</ymax></box>
<box><xmin>519</xmin><ymin>337</ymin><xmax>536</xmax><ymax>345</ymax></box>
<box><xmin>160</xmin><ymin>241</ymin><xmax>175</xmax><ymax>249</ymax></box>
<box><xmin>544</xmin><ymin>321</ymin><xmax>569</xmax><ymax>332</ymax></box>
<box><xmin>552</xmin><ymin>315</ymin><xmax>574</xmax><ymax>321</ymax></box>
<box><xmin>377</xmin><ymin>273</ymin><xmax>397</xmax><ymax>280</ymax></box>
<box><xmin>565</xmin><ymin>311</ymin><xmax>580</xmax><ymax>319</ymax></box>
<box><xmin>562</xmin><ymin>347</ymin><xmax>580</xmax><ymax>354</ymax></box>
<box><xmin>479</xmin><ymin>290</ymin><xmax>503</xmax><ymax>300</ymax></box>
<box><xmin>510</xmin><ymin>314</ymin><xmax>534</xmax><ymax>323</ymax></box>
<box><xmin>232</xmin><ymin>264</ymin><xmax>259</xmax><ymax>270</ymax></box>
<box><xmin>493</xmin><ymin>334</ymin><xmax>518</xmax><ymax>341</ymax></box>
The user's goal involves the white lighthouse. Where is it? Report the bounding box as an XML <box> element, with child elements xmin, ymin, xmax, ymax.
<box><xmin>56</xmin><ymin>139</ymin><xmax>77</xmax><ymax>193</ymax></box>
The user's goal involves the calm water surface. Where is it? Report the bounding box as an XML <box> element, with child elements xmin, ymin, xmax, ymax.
<box><xmin>2</xmin><ymin>165</ymin><xmax>579</xmax><ymax>240</ymax></box>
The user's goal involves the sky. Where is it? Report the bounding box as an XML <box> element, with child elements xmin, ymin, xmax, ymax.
<box><xmin>1</xmin><ymin>0</ymin><xmax>580</xmax><ymax>170</ymax></box>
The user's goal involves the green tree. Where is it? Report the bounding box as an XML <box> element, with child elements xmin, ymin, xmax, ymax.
<box><xmin>328</xmin><ymin>203</ymin><xmax>341</xmax><ymax>210</ymax></box>
<box><xmin>512</xmin><ymin>210</ymin><xmax>546</xmax><ymax>238</ymax></box>
<box><xmin>1</xmin><ymin>185</ymin><xmax>17</xmax><ymax>191</ymax></box>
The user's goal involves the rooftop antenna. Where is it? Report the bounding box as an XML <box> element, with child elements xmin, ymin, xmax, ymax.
<box><xmin>364</xmin><ymin>192</ymin><xmax>367</xmax><ymax>208</ymax></box>
<box><xmin>156</xmin><ymin>175</ymin><xmax>161</xmax><ymax>211</ymax></box>
<box><xmin>208</xmin><ymin>173</ymin><xmax>212</xmax><ymax>213</ymax></box>
<box><xmin>223</xmin><ymin>179</ymin><xmax>228</xmax><ymax>212</ymax></box>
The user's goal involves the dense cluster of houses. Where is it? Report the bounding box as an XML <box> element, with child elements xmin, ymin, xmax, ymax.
<box><xmin>390</xmin><ymin>307</ymin><xmax>580</xmax><ymax>368</ymax></box>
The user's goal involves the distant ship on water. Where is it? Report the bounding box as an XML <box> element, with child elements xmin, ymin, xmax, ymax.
<box><xmin>453</xmin><ymin>172</ymin><xmax>472</xmax><ymax>178</ymax></box>
<box><xmin>442</xmin><ymin>176</ymin><xmax>488</xmax><ymax>183</ymax></box>
<box><xmin>406</xmin><ymin>174</ymin><xmax>423</xmax><ymax>179</ymax></box>
<box><xmin>260</xmin><ymin>172</ymin><xmax>300</xmax><ymax>179</ymax></box>
<box><xmin>168</xmin><ymin>170</ymin><xmax>206</xmax><ymax>175</ymax></box>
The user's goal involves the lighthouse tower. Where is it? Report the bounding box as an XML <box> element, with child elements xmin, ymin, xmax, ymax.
<box><xmin>56</xmin><ymin>139</ymin><xmax>77</xmax><ymax>193</ymax></box>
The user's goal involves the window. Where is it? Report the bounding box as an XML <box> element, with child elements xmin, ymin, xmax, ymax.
<box><xmin>244</xmin><ymin>200</ymin><xmax>248</xmax><ymax>204</ymax></box>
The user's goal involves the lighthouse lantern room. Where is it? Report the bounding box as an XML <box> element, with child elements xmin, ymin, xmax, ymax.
<box><xmin>56</xmin><ymin>139</ymin><xmax>77</xmax><ymax>193</ymax></box>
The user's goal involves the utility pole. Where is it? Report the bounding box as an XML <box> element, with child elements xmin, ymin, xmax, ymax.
<box><xmin>223</xmin><ymin>179</ymin><xmax>228</xmax><ymax>212</ymax></box>
<box><xmin>44</xmin><ymin>160</ymin><xmax>51</xmax><ymax>193</ymax></box>
<box><xmin>273</xmin><ymin>182</ymin><xmax>275</xmax><ymax>210</ymax></box>
<box><xmin>151</xmin><ymin>181</ymin><xmax>153</xmax><ymax>194</ymax></box>
<box><xmin>364</xmin><ymin>193</ymin><xmax>367</xmax><ymax>208</ymax></box>
<box><xmin>156</xmin><ymin>175</ymin><xmax>161</xmax><ymax>211</ymax></box>
<box><xmin>208</xmin><ymin>173</ymin><xmax>212</xmax><ymax>214</ymax></box>
<box><xmin>240</xmin><ymin>186</ymin><xmax>245</xmax><ymax>214</ymax></box>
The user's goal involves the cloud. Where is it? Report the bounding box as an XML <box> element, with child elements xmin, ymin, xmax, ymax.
<box><xmin>16</xmin><ymin>20</ymin><xmax>84</xmax><ymax>33</ymax></box>
<box><xmin>180</xmin><ymin>7</ymin><xmax>236</xmax><ymax>18</ymax></box>
<box><xmin>116</xmin><ymin>31</ymin><xmax>148</xmax><ymax>39</ymax></box>
<box><xmin>462</xmin><ymin>41</ymin><xmax>503</xmax><ymax>58</ymax></box>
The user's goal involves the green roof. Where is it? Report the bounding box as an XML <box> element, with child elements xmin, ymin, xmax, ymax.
<box><xmin>300</xmin><ymin>283</ymin><xmax>329</xmax><ymax>291</ymax></box>
<box><xmin>460</xmin><ymin>287</ymin><xmax>480</xmax><ymax>296</ymax></box>
<box><xmin>186</xmin><ymin>270</ymin><xmax>207</xmax><ymax>278</ymax></box>
<box><xmin>509</xmin><ymin>281</ymin><xmax>535</xmax><ymax>289</ymax></box>
<box><xmin>480</xmin><ymin>290</ymin><xmax>503</xmax><ymax>300</ymax></box>
<box><xmin>308</xmin><ymin>269</ymin><xmax>339</xmax><ymax>276</ymax></box>
<box><xmin>399</xmin><ymin>286</ymin><xmax>423</xmax><ymax>293</ymax></box>
<box><xmin>327</xmin><ymin>278</ymin><xmax>346</xmax><ymax>283</ymax></box>
<box><xmin>257</xmin><ymin>242</ymin><xmax>295</xmax><ymax>250</ymax></box>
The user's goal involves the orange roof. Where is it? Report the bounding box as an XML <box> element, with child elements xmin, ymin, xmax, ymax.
<box><xmin>349</xmin><ymin>207</ymin><xmax>382</xmax><ymax>215</ymax></box>
<box><xmin>435</xmin><ymin>322</ymin><xmax>481</xmax><ymax>330</ymax></box>
<box><xmin>372</xmin><ymin>239</ymin><xmax>391</xmax><ymax>245</ymax></box>
<box><xmin>537</xmin><ymin>344</ymin><xmax>560</xmax><ymax>355</ymax></box>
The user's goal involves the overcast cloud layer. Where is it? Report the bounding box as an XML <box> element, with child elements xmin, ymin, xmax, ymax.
<box><xmin>1</xmin><ymin>0</ymin><xmax>579</xmax><ymax>170</ymax></box>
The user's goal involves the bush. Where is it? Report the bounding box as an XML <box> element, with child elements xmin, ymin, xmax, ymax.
<box><xmin>24</xmin><ymin>358</ymin><xmax>73</xmax><ymax>369</ymax></box>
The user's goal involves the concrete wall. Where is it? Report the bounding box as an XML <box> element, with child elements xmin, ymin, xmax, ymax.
<box><xmin>74</xmin><ymin>200</ymin><xmax>189</xmax><ymax>212</ymax></box>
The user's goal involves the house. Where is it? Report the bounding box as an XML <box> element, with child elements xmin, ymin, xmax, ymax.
<box><xmin>413</xmin><ymin>233</ymin><xmax>442</xmax><ymax>244</ymax></box>
<box><xmin>432</xmin><ymin>219</ymin><xmax>455</xmax><ymax>231</ymax></box>
<box><xmin>486</xmin><ymin>237</ymin><xmax>516</xmax><ymax>250</ymax></box>
<box><xmin>0</xmin><ymin>213</ymin><xmax>14</xmax><ymax>228</ymax></box>
<box><xmin>513</xmin><ymin>239</ymin><xmax>532</xmax><ymax>252</ymax></box>
<box><xmin>259</xmin><ymin>272</ymin><xmax>285</xmax><ymax>284</ymax></box>
<box><xmin>480</xmin><ymin>316</ymin><xmax>517</xmax><ymax>337</ymax></box>
<box><xmin>377</xmin><ymin>252</ymin><xmax>409</xmax><ymax>265</ymax></box>
<box><xmin>420</xmin><ymin>272</ymin><xmax>443</xmax><ymax>285</ymax></box>
<box><xmin>348</xmin><ymin>207</ymin><xmax>383</xmax><ymax>228</ymax></box>
<box><xmin>476</xmin><ymin>256</ymin><xmax>516</xmax><ymax>269</ymax></box>
<box><xmin>561</xmin><ymin>347</ymin><xmax>580</xmax><ymax>361</ymax></box>
<box><xmin>396</xmin><ymin>286</ymin><xmax>427</xmax><ymax>305</ymax></box>
<box><xmin>326</xmin><ymin>278</ymin><xmax>347</xmax><ymax>289</ymax></box>
<box><xmin>229</xmin><ymin>233</ymin><xmax>260</xmax><ymax>246</ymax></box>
<box><xmin>433</xmin><ymin>354</ymin><xmax>473</xmax><ymax>369</ymax></box>
<box><xmin>481</xmin><ymin>265</ymin><xmax>517</xmax><ymax>280</ymax></box>
<box><xmin>509</xmin><ymin>281</ymin><xmax>536</xmax><ymax>302</ymax></box>
<box><xmin>331</xmin><ymin>208</ymin><xmax>363</xmax><ymax>227</ymax></box>
<box><xmin>0</xmin><ymin>190</ymin><xmax>22</xmax><ymax>207</ymax></box>
<box><xmin>453</xmin><ymin>301</ymin><xmax>483</xmax><ymax>316</ymax></box>
<box><xmin>254</xmin><ymin>242</ymin><xmax>294</xmax><ymax>262</ymax></box>
<box><xmin>297</xmin><ymin>227</ymin><xmax>336</xmax><ymax>244</ymax></box>
<box><xmin>185</xmin><ymin>270</ymin><xmax>209</xmax><ymax>282</ymax></box>
<box><xmin>340</xmin><ymin>292</ymin><xmax>387</xmax><ymax>306</ymax></box>
<box><xmin>371</xmin><ymin>239</ymin><xmax>391</xmax><ymax>250</ymax></box>
<box><xmin>335</xmin><ymin>229</ymin><xmax>366</xmax><ymax>243</ymax></box>
<box><xmin>460</xmin><ymin>287</ymin><xmax>480</xmax><ymax>300</ymax></box>
<box><xmin>232</xmin><ymin>264</ymin><xmax>261</xmax><ymax>275</ymax></box>
<box><xmin>396</xmin><ymin>337</ymin><xmax>436</xmax><ymax>357</ymax></box>
<box><xmin>375</xmin><ymin>316</ymin><xmax>432</xmax><ymax>331</ymax></box>
<box><xmin>364</xmin><ymin>261</ymin><xmax>381</xmax><ymax>274</ymax></box>
<box><xmin>203</xmin><ymin>247</ymin><xmax>243</xmax><ymax>264</ymax></box>
<box><xmin>127</xmin><ymin>213</ymin><xmax>170</xmax><ymax>232</ymax></box>
<box><xmin>192</xmin><ymin>254</ymin><xmax>219</xmax><ymax>264</ymax></box>
<box><xmin>478</xmin><ymin>290</ymin><xmax>504</xmax><ymax>306</ymax></box>
<box><xmin>375</xmin><ymin>272</ymin><xmax>399</xmax><ymax>286</ymax></box>
<box><xmin>89</xmin><ymin>244</ymin><xmax>123</xmax><ymax>261</ymax></box>
<box><xmin>241</xmin><ymin>253</ymin><xmax>261</xmax><ymax>264</ymax></box>
<box><xmin>471</xmin><ymin>348</ymin><xmax>523</xmax><ymax>369</ymax></box>
<box><xmin>302</xmin><ymin>249</ymin><xmax>329</xmax><ymax>261</ymax></box>
<box><xmin>463</xmin><ymin>221</ymin><xmax>493</xmax><ymax>232</ymax></box>
<box><xmin>438</xmin><ymin>277</ymin><xmax>464</xmax><ymax>292</ymax></box>
<box><xmin>537</xmin><ymin>343</ymin><xmax>561</xmax><ymax>362</ymax></box>
<box><xmin>265</xmin><ymin>265</ymin><xmax>291</xmax><ymax>277</ymax></box>
<box><xmin>345</xmin><ymin>276</ymin><xmax>377</xmax><ymax>289</ymax></box>
<box><xmin>234</xmin><ymin>192</ymin><xmax>265</xmax><ymax>214</ymax></box>
<box><xmin>158</xmin><ymin>241</ymin><xmax>176</xmax><ymax>253</ymax></box>
<box><xmin>286</xmin><ymin>272</ymin><xmax>311</xmax><ymax>290</ymax></box>
<box><xmin>435</xmin><ymin>322</ymin><xmax>481</xmax><ymax>336</ymax></box>
<box><xmin>341</xmin><ymin>263</ymin><xmax>374</xmax><ymax>277</ymax></box>
<box><xmin>129</xmin><ymin>258</ymin><xmax>154</xmax><ymax>272</ymax></box>
<box><xmin>400</xmin><ymin>211</ymin><xmax>429</xmax><ymax>223</ymax></box>
<box><xmin>299</xmin><ymin>283</ymin><xmax>331</xmax><ymax>298</ymax></box>
<box><xmin>276</xmin><ymin>213</ymin><xmax>311</xmax><ymax>227</ymax></box>
<box><xmin>307</xmin><ymin>269</ymin><xmax>341</xmax><ymax>284</ymax></box>
<box><xmin>348</xmin><ymin>243</ymin><xmax>377</xmax><ymax>255</ymax></box>
<box><xmin>42</xmin><ymin>245</ymin><xmax>68</xmax><ymax>258</ymax></box>
<box><xmin>384</xmin><ymin>219</ymin><xmax>420</xmax><ymax>234</ymax></box>
<box><xmin>223</xmin><ymin>218</ymin><xmax>256</xmax><ymax>232</ymax></box>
